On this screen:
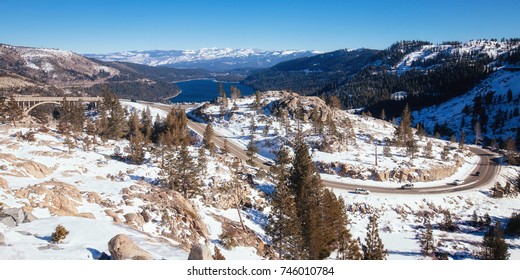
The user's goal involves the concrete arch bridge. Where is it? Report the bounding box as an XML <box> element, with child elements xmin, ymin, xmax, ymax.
<box><xmin>8</xmin><ymin>96</ymin><xmax>103</xmax><ymax>115</ymax></box>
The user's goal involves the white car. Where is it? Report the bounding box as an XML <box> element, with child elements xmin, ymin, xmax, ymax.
<box><xmin>355</xmin><ymin>188</ymin><xmax>370</xmax><ymax>195</ymax></box>
<box><xmin>453</xmin><ymin>179</ymin><xmax>465</xmax><ymax>185</ymax></box>
<box><xmin>401</xmin><ymin>183</ymin><xmax>414</xmax><ymax>189</ymax></box>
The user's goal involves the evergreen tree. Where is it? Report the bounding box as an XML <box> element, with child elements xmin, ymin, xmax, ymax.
<box><xmin>254</xmin><ymin>91</ymin><xmax>262</xmax><ymax>112</ymax></box>
<box><xmin>383</xmin><ymin>144</ymin><xmax>391</xmax><ymax>157</ymax></box>
<box><xmin>406</xmin><ymin>138</ymin><xmax>419</xmax><ymax>158</ymax></box>
<box><xmin>362</xmin><ymin>214</ymin><xmax>387</xmax><ymax>260</ymax></box>
<box><xmin>96</xmin><ymin>104</ymin><xmax>109</xmax><ymax>142</ymax></box>
<box><xmin>477</xmin><ymin>221</ymin><xmax>510</xmax><ymax>260</ymax></box>
<box><xmin>197</xmin><ymin>147</ymin><xmax>207</xmax><ymax>176</ymax></box>
<box><xmin>230</xmin><ymin>85</ymin><xmax>241</xmax><ymax>100</ymax></box>
<box><xmin>507</xmin><ymin>88</ymin><xmax>513</xmax><ymax>103</ymax></box>
<box><xmin>440</xmin><ymin>210</ymin><xmax>457</xmax><ymax>232</ymax></box>
<box><xmin>140</xmin><ymin>106</ymin><xmax>153</xmax><ymax>142</ymax></box>
<box><xmin>203</xmin><ymin>123</ymin><xmax>216</xmax><ymax>154</ymax></box>
<box><xmin>336</xmin><ymin>196</ymin><xmax>362</xmax><ymax>260</ymax></box>
<box><xmin>266</xmin><ymin>183</ymin><xmax>303</xmax><ymax>259</ymax></box>
<box><xmin>246</xmin><ymin>135</ymin><xmax>258</xmax><ymax>166</ymax></box>
<box><xmin>160</xmin><ymin>143</ymin><xmax>201</xmax><ymax>198</ymax></box>
<box><xmin>288</xmin><ymin>133</ymin><xmax>326</xmax><ymax>259</ymax></box>
<box><xmin>505</xmin><ymin>212</ymin><xmax>520</xmax><ymax>237</ymax></box>
<box><xmin>441</xmin><ymin>144</ymin><xmax>450</xmax><ymax>162</ymax></box>
<box><xmin>162</xmin><ymin>107</ymin><xmax>190</xmax><ymax>147</ymax></box>
<box><xmin>5</xmin><ymin>96</ymin><xmax>23</xmax><ymax>126</ymax></box>
<box><xmin>126</xmin><ymin>131</ymin><xmax>146</xmax><ymax>164</ymax></box>
<box><xmin>394</xmin><ymin>104</ymin><xmax>413</xmax><ymax>147</ymax></box>
<box><xmin>127</xmin><ymin>110</ymin><xmax>140</xmax><ymax>139</ymax></box>
<box><xmin>459</xmin><ymin>130</ymin><xmax>465</xmax><ymax>150</ymax></box>
<box><xmin>418</xmin><ymin>215</ymin><xmax>435</xmax><ymax>257</ymax></box>
<box><xmin>424</xmin><ymin>140</ymin><xmax>433</xmax><ymax>158</ymax></box>
<box><xmin>219</xmin><ymin>83</ymin><xmax>228</xmax><ymax>108</ymax></box>
<box><xmin>102</xmin><ymin>90</ymin><xmax>127</xmax><ymax>139</ymax></box>
<box><xmin>379</xmin><ymin>108</ymin><xmax>386</xmax><ymax>120</ymax></box>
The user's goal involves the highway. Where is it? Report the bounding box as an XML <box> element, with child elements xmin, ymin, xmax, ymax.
<box><xmin>143</xmin><ymin>101</ymin><xmax>501</xmax><ymax>195</ymax></box>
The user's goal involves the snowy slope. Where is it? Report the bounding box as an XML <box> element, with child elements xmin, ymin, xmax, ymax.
<box><xmin>412</xmin><ymin>68</ymin><xmax>520</xmax><ymax>143</ymax></box>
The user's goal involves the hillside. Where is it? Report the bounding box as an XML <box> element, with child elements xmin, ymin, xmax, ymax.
<box><xmin>0</xmin><ymin>43</ymin><xmax>190</xmax><ymax>101</ymax></box>
<box><xmin>245</xmin><ymin>39</ymin><xmax>520</xmax><ymax>113</ymax></box>
<box><xmin>86</xmin><ymin>48</ymin><xmax>323</xmax><ymax>71</ymax></box>
<box><xmin>1</xmin><ymin>93</ymin><xmax>519</xmax><ymax>260</ymax></box>
<box><xmin>412</xmin><ymin>67</ymin><xmax>520</xmax><ymax>146</ymax></box>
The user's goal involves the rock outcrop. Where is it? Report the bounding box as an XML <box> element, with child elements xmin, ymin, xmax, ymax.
<box><xmin>187</xmin><ymin>245</ymin><xmax>213</xmax><ymax>260</ymax></box>
<box><xmin>14</xmin><ymin>181</ymin><xmax>83</xmax><ymax>217</ymax></box>
<box><xmin>0</xmin><ymin>231</ymin><xmax>5</xmax><ymax>246</ymax></box>
<box><xmin>107</xmin><ymin>234</ymin><xmax>153</xmax><ymax>260</ymax></box>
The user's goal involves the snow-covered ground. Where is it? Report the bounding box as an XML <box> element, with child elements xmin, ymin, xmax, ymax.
<box><xmin>413</xmin><ymin>68</ymin><xmax>520</xmax><ymax>143</ymax></box>
<box><xmin>1</xmin><ymin>96</ymin><xmax>519</xmax><ymax>260</ymax></box>
<box><xmin>194</xmin><ymin>91</ymin><xmax>475</xmax><ymax>185</ymax></box>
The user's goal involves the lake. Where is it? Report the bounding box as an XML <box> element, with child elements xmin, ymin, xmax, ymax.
<box><xmin>171</xmin><ymin>79</ymin><xmax>255</xmax><ymax>103</ymax></box>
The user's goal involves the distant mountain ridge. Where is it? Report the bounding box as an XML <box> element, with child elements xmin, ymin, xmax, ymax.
<box><xmin>85</xmin><ymin>48</ymin><xmax>323</xmax><ymax>71</ymax></box>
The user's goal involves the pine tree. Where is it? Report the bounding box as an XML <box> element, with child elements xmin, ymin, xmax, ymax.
<box><xmin>477</xmin><ymin>221</ymin><xmax>510</xmax><ymax>260</ymax></box>
<box><xmin>505</xmin><ymin>212</ymin><xmax>520</xmax><ymax>237</ymax></box>
<box><xmin>418</xmin><ymin>215</ymin><xmax>435</xmax><ymax>257</ymax></box>
<box><xmin>424</xmin><ymin>141</ymin><xmax>433</xmax><ymax>158</ymax></box>
<box><xmin>254</xmin><ymin>91</ymin><xmax>262</xmax><ymax>112</ymax></box>
<box><xmin>219</xmin><ymin>83</ymin><xmax>228</xmax><ymax>108</ymax></box>
<box><xmin>394</xmin><ymin>104</ymin><xmax>413</xmax><ymax>147</ymax></box>
<box><xmin>140</xmin><ymin>106</ymin><xmax>153</xmax><ymax>142</ymax></box>
<box><xmin>441</xmin><ymin>144</ymin><xmax>450</xmax><ymax>162</ymax></box>
<box><xmin>266</xmin><ymin>183</ymin><xmax>303</xmax><ymax>259</ymax></box>
<box><xmin>101</xmin><ymin>90</ymin><xmax>127</xmax><ymax>139</ymax></box>
<box><xmin>203</xmin><ymin>123</ymin><xmax>216</xmax><ymax>154</ymax></box>
<box><xmin>288</xmin><ymin>133</ymin><xmax>326</xmax><ymax>259</ymax></box>
<box><xmin>362</xmin><ymin>214</ymin><xmax>387</xmax><ymax>260</ymax></box>
<box><xmin>246</xmin><ymin>135</ymin><xmax>258</xmax><ymax>166</ymax></box>
<box><xmin>197</xmin><ymin>147</ymin><xmax>207</xmax><ymax>176</ymax></box>
<box><xmin>126</xmin><ymin>132</ymin><xmax>146</xmax><ymax>164</ymax></box>
<box><xmin>336</xmin><ymin>197</ymin><xmax>362</xmax><ymax>260</ymax></box>
<box><xmin>459</xmin><ymin>130</ymin><xmax>465</xmax><ymax>150</ymax></box>
<box><xmin>160</xmin><ymin>143</ymin><xmax>201</xmax><ymax>199</ymax></box>
<box><xmin>383</xmin><ymin>145</ymin><xmax>391</xmax><ymax>157</ymax></box>
<box><xmin>406</xmin><ymin>138</ymin><xmax>419</xmax><ymax>158</ymax></box>
<box><xmin>440</xmin><ymin>210</ymin><xmax>457</xmax><ymax>232</ymax></box>
<box><xmin>5</xmin><ymin>96</ymin><xmax>23</xmax><ymax>126</ymax></box>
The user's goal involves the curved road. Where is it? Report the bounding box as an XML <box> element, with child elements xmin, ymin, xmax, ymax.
<box><xmin>143</xmin><ymin>101</ymin><xmax>501</xmax><ymax>195</ymax></box>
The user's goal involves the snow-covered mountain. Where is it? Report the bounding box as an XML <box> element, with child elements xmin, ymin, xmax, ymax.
<box><xmin>86</xmin><ymin>48</ymin><xmax>323</xmax><ymax>71</ymax></box>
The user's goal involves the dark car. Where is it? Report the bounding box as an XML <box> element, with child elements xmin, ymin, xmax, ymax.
<box><xmin>474</xmin><ymin>171</ymin><xmax>481</xmax><ymax>176</ymax></box>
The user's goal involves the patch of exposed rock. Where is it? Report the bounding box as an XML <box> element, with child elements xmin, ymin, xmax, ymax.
<box><xmin>267</xmin><ymin>91</ymin><xmax>333</xmax><ymax>123</ymax></box>
<box><xmin>108</xmin><ymin>234</ymin><xmax>152</xmax><ymax>260</ymax></box>
<box><xmin>0</xmin><ymin>206</ymin><xmax>37</xmax><ymax>227</ymax></box>
<box><xmin>0</xmin><ymin>176</ymin><xmax>7</xmax><ymax>190</ymax></box>
<box><xmin>315</xmin><ymin>158</ymin><xmax>464</xmax><ymax>183</ymax></box>
<box><xmin>188</xmin><ymin>244</ymin><xmax>213</xmax><ymax>260</ymax></box>
<box><xmin>0</xmin><ymin>153</ymin><xmax>53</xmax><ymax>179</ymax></box>
<box><xmin>121</xmin><ymin>187</ymin><xmax>209</xmax><ymax>250</ymax></box>
<box><xmin>13</xmin><ymin>180</ymin><xmax>93</xmax><ymax>217</ymax></box>
<box><xmin>214</xmin><ymin>215</ymin><xmax>276</xmax><ymax>259</ymax></box>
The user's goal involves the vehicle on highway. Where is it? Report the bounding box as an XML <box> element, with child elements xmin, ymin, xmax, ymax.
<box><xmin>401</xmin><ymin>183</ymin><xmax>414</xmax><ymax>189</ymax></box>
<box><xmin>355</xmin><ymin>188</ymin><xmax>370</xmax><ymax>195</ymax></box>
<box><xmin>263</xmin><ymin>161</ymin><xmax>274</xmax><ymax>167</ymax></box>
<box><xmin>453</xmin><ymin>179</ymin><xmax>465</xmax><ymax>185</ymax></box>
<box><xmin>474</xmin><ymin>171</ymin><xmax>481</xmax><ymax>176</ymax></box>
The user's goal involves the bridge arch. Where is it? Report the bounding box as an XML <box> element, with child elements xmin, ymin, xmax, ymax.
<box><xmin>24</xmin><ymin>101</ymin><xmax>63</xmax><ymax>115</ymax></box>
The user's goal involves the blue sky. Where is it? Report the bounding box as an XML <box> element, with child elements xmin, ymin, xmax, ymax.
<box><xmin>1</xmin><ymin>0</ymin><xmax>519</xmax><ymax>53</ymax></box>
